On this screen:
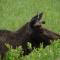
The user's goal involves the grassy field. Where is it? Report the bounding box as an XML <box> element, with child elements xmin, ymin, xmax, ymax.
<box><xmin>0</xmin><ymin>0</ymin><xmax>60</xmax><ymax>60</ymax></box>
<box><xmin>4</xmin><ymin>40</ymin><xmax>60</xmax><ymax>60</ymax></box>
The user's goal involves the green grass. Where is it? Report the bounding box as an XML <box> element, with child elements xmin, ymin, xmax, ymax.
<box><xmin>4</xmin><ymin>40</ymin><xmax>60</xmax><ymax>60</ymax></box>
<box><xmin>22</xmin><ymin>40</ymin><xmax>60</xmax><ymax>60</ymax></box>
<box><xmin>0</xmin><ymin>0</ymin><xmax>60</xmax><ymax>60</ymax></box>
<box><xmin>0</xmin><ymin>0</ymin><xmax>60</xmax><ymax>32</ymax></box>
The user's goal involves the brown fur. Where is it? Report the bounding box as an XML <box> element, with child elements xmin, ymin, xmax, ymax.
<box><xmin>30</xmin><ymin>27</ymin><xmax>60</xmax><ymax>49</ymax></box>
<box><xmin>0</xmin><ymin>13</ymin><xmax>44</xmax><ymax>60</ymax></box>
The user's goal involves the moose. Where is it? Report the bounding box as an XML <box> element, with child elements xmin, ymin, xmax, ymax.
<box><xmin>0</xmin><ymin>12</ymin><xmax>45</xmax><ymax>60</ymax></box>
<box><xmin>0</xmin><ymin>12</ymin><xmax>60</xmax><ymax>60</ymax></box>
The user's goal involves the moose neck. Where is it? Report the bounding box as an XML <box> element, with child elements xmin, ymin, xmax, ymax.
<box><xmin>15</xmin><ymin>23</ymin><xmax>32</xmax><ymax>38</ymax></box>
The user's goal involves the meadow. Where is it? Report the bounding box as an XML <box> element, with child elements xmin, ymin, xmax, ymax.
<box><xmin>0</xmin><ymin>0</ymin><xmax>60</xmax><ymax>60</ymax></box>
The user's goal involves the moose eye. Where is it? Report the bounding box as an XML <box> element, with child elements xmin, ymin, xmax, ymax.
<box><xmin>42</xmin><ymin>21</ymin><xmax>45</xmax><ymax>24</ymax></box>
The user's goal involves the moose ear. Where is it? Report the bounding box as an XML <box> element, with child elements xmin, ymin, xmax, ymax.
<box><xmin>33</xmin><ymin>14</ymin><xmax>38</xmax><ymax>19</ymax></box>
<box><xmin>38</xmin><ymin>12</ymin><xmax>43</xmax><ymax>20</ymax></box>
<box><xmin>32</xmin><ymin>12</ymin><xmax>43</xmax><ymax>20</ymax></box>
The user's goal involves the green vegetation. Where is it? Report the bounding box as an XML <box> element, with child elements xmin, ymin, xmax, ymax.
<box><xmin>22</xmin><ymin>40</ymin><xmax>60</xmax><ymax>60</ymax></box>
<box><xmin>3</xmin><ymin>40</ymin><xmax>60</xmax><ymax>60</ymax></box>
<box><xmin>0</xmin><ymin>0</ymin><xmax>60</xmax><ymax>60</ymax></box>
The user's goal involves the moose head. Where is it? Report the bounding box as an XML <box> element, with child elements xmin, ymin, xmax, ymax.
<box><xmin>29</xmin><ymin>12</ymin><xmax>45</xmax><ymax>31</ymax></box>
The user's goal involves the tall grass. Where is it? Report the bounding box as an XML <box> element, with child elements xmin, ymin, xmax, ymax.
<box><xmin>1</xmin><ymin>40</ymin><xmax>60</xmax><ymax>60</ymax></box>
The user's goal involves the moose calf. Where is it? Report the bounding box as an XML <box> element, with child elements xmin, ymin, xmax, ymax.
<box><xmin>0</xmin><ymin>12</ymin><xmax>44</xmax><ymax>60</ymax></box>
